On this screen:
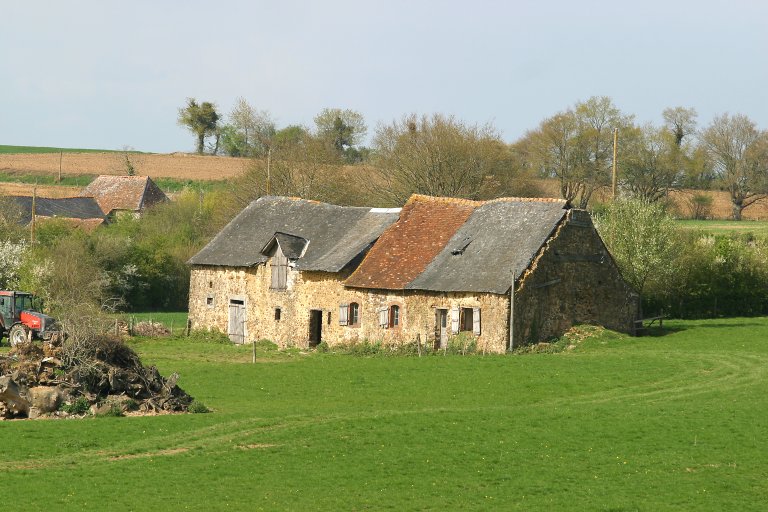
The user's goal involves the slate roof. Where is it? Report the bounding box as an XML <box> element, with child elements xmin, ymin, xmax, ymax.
<box><xmin>80</xmin><ymin>175</ymin><xmax>168</xmax><ymax>214</ymax></box>
<box><xmin>10</xmin><ymin>196</ymin><xmax>107</xmax><ymax>225</ymax></box>
<box><xmin>345</xmin><ymin>195</ymin><xmax>570</xmax><ymax>294</ymax></box>
<box><xmin>188</xmin><ymin>196</ymin><xmax>401</xmax><ymax>271</ymax></box>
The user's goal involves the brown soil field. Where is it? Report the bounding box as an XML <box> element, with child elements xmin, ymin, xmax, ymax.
<box><xmin>531</xmin><ymin>179</ymin><xmax>768</xmax><ymax>220</ymax></box>
<box><xmin>0</xmin><ymin>182</ymin><xmax>82</xmax><ymax>198</ymax></box>
<box><xmin>0</xmin><ymin>152</ymin><xmax>251</xmax><ymax>180</ymax></box>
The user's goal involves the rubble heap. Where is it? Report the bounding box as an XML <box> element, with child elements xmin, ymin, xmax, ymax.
<box><xmin>0</xmin><ymin>337</ymin><xmax>194</xmax><ymax>419</ymax></box>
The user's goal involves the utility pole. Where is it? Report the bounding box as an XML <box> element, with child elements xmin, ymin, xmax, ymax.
<box><xmin>30</xmin><ymin>186</ymin><xmax>37</xmax><ymax>243</ymax></box>
<box><xmin>611</xmin><ymin>128</ymin><xmax>618</xmax><ymax>200</ymax></box>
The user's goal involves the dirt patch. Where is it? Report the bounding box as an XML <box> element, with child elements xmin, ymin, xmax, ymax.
<box><xmin>108</xmin><ymin>447</ymin><xmax>190</xmax><ymax>461</ymax></box>
<box><xmin>236</xmin><ymin>443</ymin><xmax>278</xmax><ymax>450</ymax></box>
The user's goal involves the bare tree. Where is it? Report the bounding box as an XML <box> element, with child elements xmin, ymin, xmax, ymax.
<box><xmin>371</xmin><ymin>113</ymin><xmax>510</xmax><ymax>205</ymax></box>
<box><xmin>621</xmin><ymin>124</ymin><xmax>680</xmax><ymax>202</ymax></box>
<box><xmin>518</xmin><ymin>96</ymin><xmax>632</xmax><ymax>208</ymax></box>
<box><xmin>662</xmin><ymin>106</ymin><xmax>698</xmax><ymax>147</ymax></box>
<box><xmin>700</xmin><ymin>113</ymin><xmax>768</xmax><ymax>220</ymax></box>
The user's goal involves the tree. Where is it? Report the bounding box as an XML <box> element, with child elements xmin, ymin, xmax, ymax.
<box><xmin>700</xmin><ymin>113</ymin><xmax>768</xmax><ymax>220</ymax></box>
<box><xmin>594</xmin><ymin>198</ymin><xmax>678</xmax><ymax>298</ymax></box>
<box><xmin>621</xmin><ymin>124</ymin><xmax>680</xmax><ymax>202</ymax></box>
<box><xmin>518</xmin><ymin>96</ymin><xmax>632</xmax><ymax>208</ymax></box>
<box><xmin>233</xmin><ymin>127</ymin><xmax>351</xmax><ymax>208</ymax></box>
<box><xmin>371</xmin><ymin>113</ymin><xmax>510</xmax><ymax>205</ymax></box>
<box><xmin>177</xmin><ymin>98</ymin><xmax>220</xmax><ymax>154</ymax></box>
<box><xmin>662</xmin><ymin>106</ymin><xmax>698</xmax><ymax>147</ymax></box>
<box><xmin>314</xmin><ymin>108</ymin><xmax>367</xmax><ymax>161</ymax></box>
<box><xmin>223</xmin><ymin>97</ymin><xmax>276</xmax><ymax>157</ymax></box>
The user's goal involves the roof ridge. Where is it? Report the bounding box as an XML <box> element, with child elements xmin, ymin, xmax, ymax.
<box><xmin>406</xmin><ymin>194</ymin><xmax>568</xmax><ymax>207</ymax></box>
<box><xmin>485</xmin><ymin>196</ymin><xmax>569</xmax><ymax>204</ymax></box>
<box><xmin>406</xmin><ymin>194</ymin><xmax>484</xmax><ymax>207</ymax></box>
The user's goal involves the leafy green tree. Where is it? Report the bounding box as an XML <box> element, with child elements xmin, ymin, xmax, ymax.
<box><xmin>594</xmin><ymin>198</ymin><xmax>678</xmax><ymax>299</ymax></box>
<box><xmin>700</xmin><ymin>113</ymin><xmax>768</xmax><ymax>220</ymax></box>
<box><xmin>372</xmin><ymin>113</ymin><xmax>510</xmax><ymax>205</ymax></box>
<box><xmin>314</xmin><ymin>108</ymin><xmax>367</xmax><ymax>162</ymax></box>
<box><xmin>177</xmin><ymin>98</ymin><xmax>220</xmax><ymax>154</ymax></box>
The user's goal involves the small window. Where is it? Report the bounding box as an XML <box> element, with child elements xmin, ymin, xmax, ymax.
<box><xmin>327</xmin><ymin>312</ymin><xmax>332</xmax><ymax>325</ymax></box>
<box><xmin>349</xmin><ymin>303</ymin><xmax>360</xmax><ymax>326</ymax></box>
<box><xmin>460</xmin><ymin>308</ymin><xmax>473</xmax><ymax>332</ymax></box>
<box><xmin>459</xmin><ymin>307</ymin><xmax>481</xmax><ymax>336</ymax></box>
<box><xmin>206</xmin><ymin>296</ymin><xmax>214</xmax><ymax>307</ymax></box>
<box><xmin>208</xmin><ymin>281</ymin><xmax>213</xmax><ymax>289</ymax></box>
<box><xmin>389</xmin><ymin>305</ymin><xmax>400</xmax><ymax>328</ymax></box>
<box><xmin>275</xmin><ymin>308</ymin><xmax>281</xmax><ymax>321</ymax></box>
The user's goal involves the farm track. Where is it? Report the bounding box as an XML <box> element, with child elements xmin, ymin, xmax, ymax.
<box><xmin>3</xmin><ymin>348</ymin><xmax>764</xmax><ymax>471</ymax></box>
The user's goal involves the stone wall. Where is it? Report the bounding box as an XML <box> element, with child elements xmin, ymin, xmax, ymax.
<box><xmin>512</xmin><ymin>209</ymin><xmax>639</xmax><ymax>346</ymax></box>
<box><xmin>189</xmin><ymin>262</ymin><xmax>511</xmax><ymax>352</ymax></box>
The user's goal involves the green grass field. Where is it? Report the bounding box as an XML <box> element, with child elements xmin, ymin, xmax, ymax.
<box><xmin>676</xmin><ymin>219</ymin><xmax>768</xmax><ymax>237</ymax></box>
<box><xmin>0</xmin><ymin>318</ymin><xmax>766</xmax><ymax>510</ymax></box>
<box><xmin>0</xmin><ymin>145</ymin><xmax>126</xmax><ymax>154</ymax></box>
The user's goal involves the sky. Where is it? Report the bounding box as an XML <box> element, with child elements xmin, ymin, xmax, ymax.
<box><xmin>1</xmin><ymin>0</ymin><xmax>766</xmax><ymax>153</ymax></box>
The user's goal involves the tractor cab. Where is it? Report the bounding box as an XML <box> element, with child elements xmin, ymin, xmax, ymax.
<box><xmin>0</xmin><ymin>291</ymin><xmax>58</xmax><ymax>346</ymax></box>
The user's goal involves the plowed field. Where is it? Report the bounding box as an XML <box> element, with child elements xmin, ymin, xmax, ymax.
<box><xmin>0</xmin><ymin>152</ymin><xmax>251</xmax><ymax>180</ymax></box>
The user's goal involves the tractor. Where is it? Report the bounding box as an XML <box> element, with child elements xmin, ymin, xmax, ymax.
<box><xmin>0</xmin><ymin>291</ymin><xmax>60</xmax><ymax>346</ymax></box>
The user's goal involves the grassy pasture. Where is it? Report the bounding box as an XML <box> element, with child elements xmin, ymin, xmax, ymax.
<box><xmin>676</xmin><ymin>219</ymin><xmax>768</xmax><ymax>237</ymax></box>
<box><xmin>0</xmin><ymin>145</ymin><xmax>123</xmax><ymax>154</ymax></box>
<box><xmin>0</xmin><ymin>318</ymin><xmax>766</xmax><ymax>510</ymax></box>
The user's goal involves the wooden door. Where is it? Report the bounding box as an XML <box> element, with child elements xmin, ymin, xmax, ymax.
<box><xmin>435</xmin><ymin>309</ymin><xmax>448</xmax><ymax>349</ymax></box>
<box><xmin>228</xmin><ymin>299</ymin><xmax>246</xmax><ymax>344</ymax></box>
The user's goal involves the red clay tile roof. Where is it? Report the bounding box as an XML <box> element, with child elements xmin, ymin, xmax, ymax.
<box><xmin>80</xmin><ymin>175</ymin><xmax>167</xmax><ymax>214</ymax></box>
<box><xmin>345</xmin><ymin>195</ymin><xmax>479</xmax><ymax>290</ymax></box>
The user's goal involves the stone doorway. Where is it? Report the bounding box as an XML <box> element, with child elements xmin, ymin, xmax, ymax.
<box><xmin>309</xmin><ymin>309</ymin><xmax>322</xmax><ymax>347</ymax></box>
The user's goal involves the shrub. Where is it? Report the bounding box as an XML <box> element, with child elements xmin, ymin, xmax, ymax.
<box><xmin>187</xmin><ymin>328</ymin><xmax>231</xmax><ymax>344</ymax></box>
<box><xmin>60</xmin><ymin>396</ymin><xmax>90</xmax><ymax>415</ymax></box>
<box><xmin>189</xmin><ymin>401</ymin><xmax>210</xmax><ymax>414</ymax></box>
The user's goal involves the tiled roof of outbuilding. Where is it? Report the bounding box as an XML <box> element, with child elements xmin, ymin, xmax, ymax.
<box><xmin>80</xmin><ymin>175</ymin><xmax>167</xmax><ymax>214</ymax></box>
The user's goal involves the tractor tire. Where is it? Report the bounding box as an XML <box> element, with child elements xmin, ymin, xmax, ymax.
<box><xmin>9</xmin><ymin>324</ymin><xmax>30</xmax><ymax>347</ymax></box>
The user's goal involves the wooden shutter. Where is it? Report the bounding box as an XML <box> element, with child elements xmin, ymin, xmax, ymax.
<box><xmin>472</xmin><ymin>307</ymin><xmax>481</xmax><ymax>336</ymax></box>
<box><xmin>339</xmin><ymin>304</ymin><xmax>349</xmax><ymax>326</ymax></box>
<box><xmin>379</xmin><ymin>308</ymin><xmax>388</xmax><ymax>328</ymax></box>
<box><xmin>450</xmin><ymin>306</ymin><xmax>459</xmax><ymax>334</ymax></box>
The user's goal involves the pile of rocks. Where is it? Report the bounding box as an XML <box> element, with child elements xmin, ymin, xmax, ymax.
<box><xmin>0</xmin><ymin>337</ymin><xmax>194</xmax><ymax>419</ymax></box>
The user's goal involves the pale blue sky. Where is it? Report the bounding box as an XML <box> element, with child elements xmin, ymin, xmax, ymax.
<box><xmin>1</xmin><ymin>0</ymin><xmax>766</xmax><ymax>153</ymax></box>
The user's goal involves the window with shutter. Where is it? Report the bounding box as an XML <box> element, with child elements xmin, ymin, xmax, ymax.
<box><xmin>389</xmin><ymin>305</ymin><xmax>400</xmax><ymax>328</ymax></box>
<box><xmin>450</xmin><ymin>306</ymin><xmax>459</xmax><ymax>334</ymax></box>
<box><xmin>339</xmin><ymin>304</ymin><xmax>349</xmax><ymax>325</ymax></box>
<box><xmin>472</xmin><ymin>307</ymin><xmax>481</xmax><ymax>336</ymax></box>
<box><xmin>349</xmin><ymin>303</ymin><xmax>360</xmax><ymax>326</ymax></box>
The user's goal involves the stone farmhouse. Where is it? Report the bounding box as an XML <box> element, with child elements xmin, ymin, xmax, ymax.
<box><xmin>188</xmin><ymin>195</ymin><xmax>639</xmax><ymax>352</ymax></box>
